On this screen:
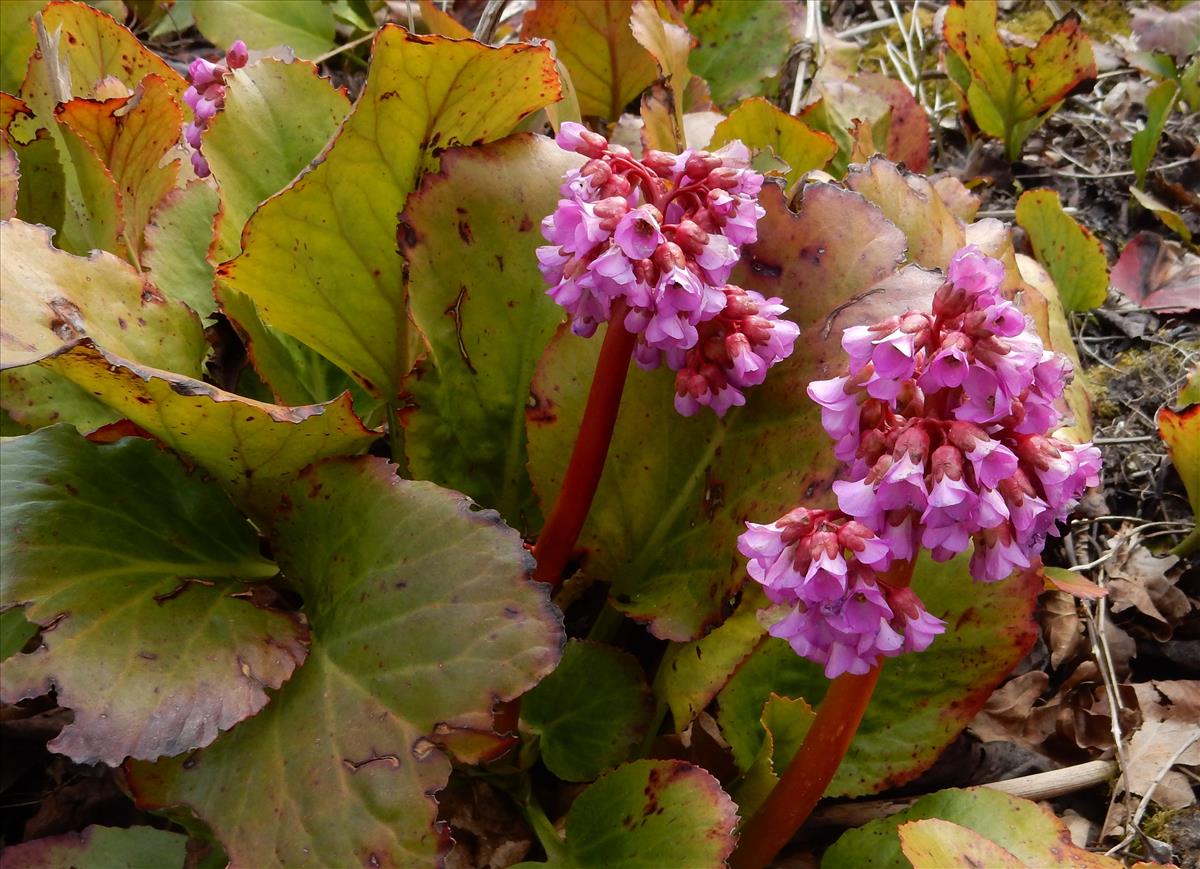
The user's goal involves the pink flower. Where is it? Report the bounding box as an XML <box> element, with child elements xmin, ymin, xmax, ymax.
<box><xmin>947</xmin><ymin>244</ymin><xmax>1004</xmax><ymax>303</ymax></box>
<box><xmin>539</xmin><ymin>128</ymin><xmax>784</xmax><ymax>415</ymax></box>
<box><xmin>812</xmin><ymin>245</ymin><xmax>1101</xmax><ymax>587</ymax></box>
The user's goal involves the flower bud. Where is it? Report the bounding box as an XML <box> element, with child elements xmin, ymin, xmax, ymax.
<box><xmin>226</xmin><ymin>40</ymin><xmax>249</xmax><ymax>69</ymax></box>
<box><xmin>685</xmin><ymin>151</ymin><xmax>721</xmax><ymax>179</ymax></box>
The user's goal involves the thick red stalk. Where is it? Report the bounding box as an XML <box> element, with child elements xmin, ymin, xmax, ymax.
<box><xmin>531</xmin><ymin>311</ymin><xmax>637</xmax><ymax>589</ymax></box>
<box><xmin>729</xmin><ymin>559</ymin><xmax>916</xmax><ymax>869</ymax></box>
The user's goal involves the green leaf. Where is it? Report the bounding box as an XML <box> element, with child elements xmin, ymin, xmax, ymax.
<box><xmin>0</xmin><ymin>219</ymin><xmax>205</xmax><ymax>429</ymax></box>
<box><xmin>205</xmin><ymin>59</ymin><xmax>350</xmax><ymax>264</ymax></box>
<box><xmin>0</xmin><ymin>426</ymin><xmax>305</xmax><ymax>765</ymax></box>
<box><xmin>519</xmin><ymin>760</ymin><xmax>738</xmax><ymax>868</ymax></box>
<box><xmin>1158</xmin><ymin>404</ymin><xmax>1200</xmax><ymax>555</ymax></box>
<box><xmin>193</xmin><ymin>0</ymin><xmax>337</xmax><ymax>58</ymax></box>
<box><xmin>220</xmin><ymin>28</ymin><xmax>561</xmax><ymax>401</ymax></box>
<box><xmin>520</xmin><ymin>0</ymin><xmax>657</xmax><ymax>121</ymax></box>
<box><xmin>202</xmin><ymin>57</ymin><xmax>358</xmax><ymax>406</ymax></box>
<box><xmin>11</xmin><ymin>131</ymin><xmax>65</xmax><ymax>232</ymax></box>
<box><xmin>1015</xmin><ymin>189</ymin><xmax>1109</xmax><ymax>312</ymax></box>
<box><xmin>733</xmin><ymin>694</ymin><xmax>815</xmax><ymax>818</ymax></box>
<box><xmin>716</xmin><ymin>553</ymin><xmax>1042</xmax><ymax>796</ymax></box>
<box><xmin>685</xmin><ymin>0</ymin><xmax>792</xmax><ymax>106</ymax></box>
<box><xmin>1132</xmin><ymin>80</ymin><xmax>1179</xmax><ymax>189</ymax></box>
<box><xmin>0</xmin><ymin>1</ymin><xmax>41</xmax><ymax>94</ymax></box>
<box><xmin>128</xmin><ymin>457</ymin><xmax>563</xmax><ymax>868</ymax></box>
<box><xmin>0</xmin><ymin>824</ymin><xmax>188</xmax><ymax>869</ymax></box>
<box><xmin>658</xmin><ymin>589</ymin><xmax>765</xmax><ymax>731</ymax></box>
<box><xmin>400</xmin><ymin>134</ymin><xmax>578</xmax><ymax>529</ymax></box>
<box><xmin>846</xmin><ymin>156</ymin><xmax>965</xmax><ymax>269</ymax></box>
<box><xmin>142</xmin><ymin>180</ymin><xmax>221</xmax><ymax>319</ymax></box>
<box><xmin>523</xmin><ymin>640</ymin><xmax>653</xmax><ymax>782</ymax></box>
<box><xmin>0</xmin><ymin>606</ymin><xmax>37</xmax><ymax>661</ymax></box>
<box><xmin>943</xmin><ymin>0</ymin><xmax>1096</xmax><ymax>160</ymax></box>
<box><xmin>37</xmin><ymin>342</ymin><xmax>376</xmax><ymax>517</ymax></box>
<box><xmin>528</xmin><ymin>182</ymin><xmax>916</xmax><ymax>641</ymax></box>
<box><xmin>822</xmin><ymin>787</ymin><xmax>1119</xmax><ymax>869</ymax></box>
<box><xmin>710</xmin><ymin>98</ymin><xmax>837</xmax><ymax>190</ymax></box>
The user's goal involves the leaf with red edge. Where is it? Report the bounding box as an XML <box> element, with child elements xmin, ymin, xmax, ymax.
<box><xmin>1042</xmin><ymin>566</ymin><xmax>1108</xmax><ymax>599</ymax></box>
<box><xmin>825</xmin><ymin>787</ymin><xmax>1123</xmax><ymax>868</ymax></box>
<box><xmin>846</xmin><ymin>156</ymin><xmax>965</xmax><ymax>269</ymax></box>
<box><xmin>55</xmin><ymin>74</ymin><xmax>181</xmax><ymax>259</ymax></box>
<box><xmin>512</xmin><ymin>760</ymin><xmax>739</xmax><ymax>868</ymax></box>
<box><xmin>528</xmin><ymin>182</ymin><xmax>925</xmax><ymax>641</ymax></box>
<box><xmin>943</xmin><ymin>0</ymin><xmax>1096</xmax><ymax>160</ymax></box>
<box><xmin>1158</xmin><ymin>403</ymin><xmax>1200</xmax><ymax>555</ymax></box>
<box><xmin>521</xmin><ymin>0</ymin><xmax>657</xmax><ymax>121</ymax></box>
<box><xmin>1015</xmin><ymin>189</ymin><xmax>1109</xmax><ymax>312</ymax></box>
<box><xmin>218</xmin><ymin>27</ymin><xmax>561</xmax><ymax>401</ymax></box>
<box><xmin>1</xmin><ymin>426</ymin><xmax>306</xmax><ymax>766</ymax></box>
<box><xmin>128</xmin><ymin>456</ymin><xmax>563</xmax><ymax>869</ymax></box>
<box><xmin>717</xmin><ymin>555</ymin><xmax>1042</xmax><ymax>797</ymax></box>
<box><xmin>18</xmin><ymin>1</ymin><xmax>187</xmax><ymax>128</ymax></box>
<box><xmin>1111</xmin><ymin>231</ymin><xmax>1200</xmax><ymax>313</ymax></box>
<box><xmin>850</xmin><ymin>72</ymin><xmax>931</xmax><ymax>173</ymax></box>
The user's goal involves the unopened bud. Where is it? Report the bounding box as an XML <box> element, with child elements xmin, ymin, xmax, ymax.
<box><xmin>652</xmin><ymin>242</ymin><xmax>687</xmax><ymax>271</ymax></box>
<box><xmin>685</xmin><ymin>151</ymin><xmax>721</xmax><ymax>179</ymax></box>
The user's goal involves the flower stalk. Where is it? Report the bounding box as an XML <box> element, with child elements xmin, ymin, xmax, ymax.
<box><xmin>531</xmin><ymin>309</ymin><xmax>637</xmax><ymax>589</ymax></box>
<box><xmin>729</xmin><ymin>558</ymin><xmax>914</xmax><ymax>869</ymax></box>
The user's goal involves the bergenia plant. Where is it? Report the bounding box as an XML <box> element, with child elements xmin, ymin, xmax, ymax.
<box><xmin>731</xmin><ymin>246</ymin><xmax>1102</xmax><ymax>867</ymax></box>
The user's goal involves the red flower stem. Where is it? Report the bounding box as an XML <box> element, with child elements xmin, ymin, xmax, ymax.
<box><xmin>729</xmin><ymin>559</ymin><xmax>916</xmax><ymax>869</ymax></box>
<box><xmin>531</xmin><ymin>310</ymin><xmax>637</xmax><ymax>589</ymax></box>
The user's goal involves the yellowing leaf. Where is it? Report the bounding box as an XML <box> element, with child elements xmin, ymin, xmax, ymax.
<box><xmin>20</xmin><ymin>1</ymin><xmax>186</xmax><ymax>125</ymax></box>
<box><xmin>0</xmin><ymin>219</ymin><xmax>204</xmax><ymax>431</ymax></box>
<box><xmin>899</xmin><ymin>819</ymin><xmax>1025</xmax><ymax>869</ymax></box>
<box><xmin>0</xmin><ymin>220</ymin><xmax>203</xmax><ymax>374</ymax></box>
<box><xmin>1158</xmin><ymin>404</ymin><xmax>1200</xmax><ymax>555</ymax></box>
<box><xmin>521</xmin><ymin>0</ymin><xmax>657</xmax><ymax>120</ymax></box>
<box><xmin>847</xmin><ymin>157</ymin><xmax>965</xmax><ymax>269</ymax></box>
<box><xmin>0</xmin><ymin>129</ymin><xmax>17</xmax><ymax>219</ymax></box>
<box><xmin>710</xmin><ymin>97</ymin><xmax>836</xmax><ymax>190</ymax></box>
<box><xmin>38</xmin><ymin>342</ymin><xmax>376</xmax><ymax>516</ymax></box>
<box><xmin>1015</xmin><ymin>189</ymin><xmax>1109</xmax><ymax>312</ymax></box>
<box><xmin>1130</xmin><ymin>185</ymin><xmax>1193</xmax><ymax>243</ymax></box>
<box><xmin>630</xmin><ymin>0</ymin><xmax>692</xmax><ymax>143</ymax></box>
<box><xmin>55</xmin><ymin>75</ymin><xmax>182</xmax><ymax>259</ymax></box>
<box><xmin>220</xmin><ymin>28</ymin><xmax>560</xmax><ymax>400</ymax></box>
<box><xmin>943</xmin><ymin>0</ymin><xmax>1096</xmax><ymax>160</ymax></box>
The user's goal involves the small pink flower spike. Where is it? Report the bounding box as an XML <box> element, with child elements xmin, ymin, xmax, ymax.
<box><xmin>538</xmin><ymin>125</ymin><xmax>792</xmax><ymax>417</ymax></box>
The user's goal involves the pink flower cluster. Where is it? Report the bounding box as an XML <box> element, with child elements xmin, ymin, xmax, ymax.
<box><xmin>183</xmin><ymin>40</ymin><xmax>248</xmax><ymax>178</ymax></box>
<box><xmin>739</xmin><ymin>508</ymin><xmax>945</xmax><ymax>678</ymax></box>
<box><xmin>813</xmin><ymin>246</ymin><xmax>1101</xmax><ymax>582</ymax></box>
<box><xmin>738</xmin><ymin>245</ymin><xmax>1102</xmax><ymax>677</ymax></box>
<box><xmin>539</xmin><ymin>123</ymin><xmax>797</xmax><ymax>416</ymax></box>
